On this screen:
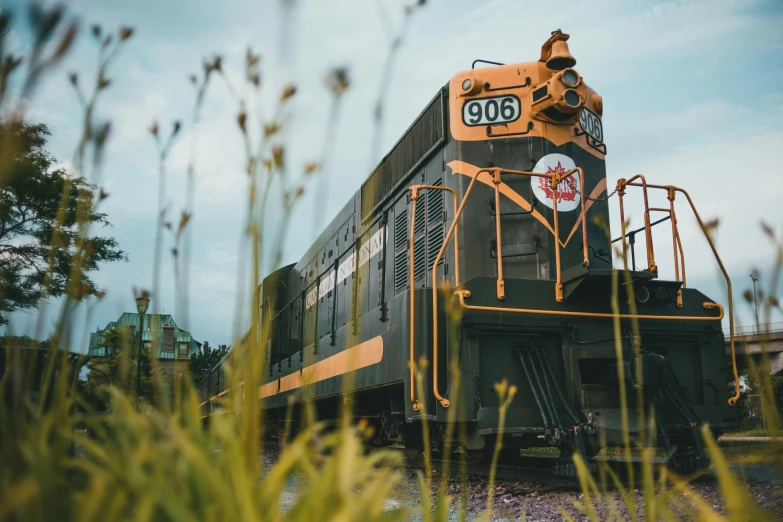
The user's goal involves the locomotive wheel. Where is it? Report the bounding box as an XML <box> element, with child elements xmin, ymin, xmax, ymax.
<box><xmin>404</xmin><ymin>430</ymin><xmax>423</xmax><ymax>459</ymax></box>
<box><xmin>404</xmin><ymin>442</ymin><xmax>422</xmax><ymax>459</ymax></box>
<box><xmin>405</xmin><ymin>447</ymin><xmax>422</xmax><ymax>459</ymax></box>
<box><xmin>435</xmin><ymin>440</ymin><xmax>454</xmax><ymax>457</ymax></box>
<box><xmin>575</xmin><ymin>443</ymin><xmax>603</xmax><ymax>460</ymax></box>
<box><xmin>462</xmin><ymin>446</ymin><xmax>489</xmax><ymax>465</ymax></box>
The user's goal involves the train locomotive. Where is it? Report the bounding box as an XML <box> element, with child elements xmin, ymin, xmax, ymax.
<box><xmin>198</xmin><ymin>31</ymin><xmax>740</xmax><ymax>477</ymax></box>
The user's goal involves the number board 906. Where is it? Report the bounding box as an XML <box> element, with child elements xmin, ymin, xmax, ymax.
<box><xmin>462</xmin><ymin>95</ymin><xmax>521</xmax><ymax>127</ymax></box>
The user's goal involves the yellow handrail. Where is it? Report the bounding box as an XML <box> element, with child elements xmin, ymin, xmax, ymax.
<box><xmin>484</xmin><ymin>166</ymin><xmax>589</xmax><ymax>302</ymax></box>
<box><xmin>413</xmin><ymin>166</ymin><xmax>739</xmax><ymax>409</ymax></box>
<box><xmin>424</xmin><ymin>166</ymin><xmax>591</xmax><ymax>408</ymax></box>
<box><xmin>492</xmin><ymin>170</ymin><xmax>504</xmax><ymax>300</ymax></box>
<box><xmin>675</xmin><ymin>187</ymin><xmax>738</xmax><ymax>406</ymax></box>
<box><xmin>408</xmin><ymin>184</ymin><xmax>460</xmax><ymax>411</ymax></box>
<box><xmin>456</xmin><ymin>289</ymin><xmax>724</xmax><ymax>321</ymax></box>
<box><xmin>615</xmin><ymin>180</ymin><xmax>738</xmax><ymax>406</ymax></box>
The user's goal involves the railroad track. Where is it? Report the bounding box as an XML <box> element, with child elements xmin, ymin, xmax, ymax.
<box><xmin>395</xmin><ymin>448</ymin><xmax>725</xmax><ymax>489</ymax></box>
<box><xmin>264</xmin><ymin>438</ymin><xmax>765</xmax><ymax>488</ymax></box>
<box><xmin>401</xmin><ymin>452</ymin><xmax>583</xmax><ymax>489</ymax></box>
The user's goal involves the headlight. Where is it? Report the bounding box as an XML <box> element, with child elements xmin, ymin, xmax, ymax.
<box><xmin>562</xmin><ymin>69</ymin><xmax>579</xmax><ymax>87</ymax></box>
<box><xmin>635</xmin><ymin>286</ymin><xmax>650</xmax><ymax>304</ymax></box>
<box><xmin>564</xmin><ymin>90</ymin><xmax>580</xmax><ymax>107</ymax></box>
<box><xmin>529</xmin><ymin>68</ymin><xmax>586</xmax><ymax>122</ymax></box>
<box><xmin>458</xmin><ymin>77</ymin><xmax>483</xmax><ymax>96</ymax></box>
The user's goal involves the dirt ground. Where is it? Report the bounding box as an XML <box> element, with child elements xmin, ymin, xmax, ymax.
<box><xmin>263</xmin><ymin>447</ymin><xmax>783</xmax><ymax>521</ymax></box>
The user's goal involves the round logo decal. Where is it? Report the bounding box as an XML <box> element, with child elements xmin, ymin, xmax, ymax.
<box><xmin>531</xmin><ymin>153</ymin><xmax>580</xmax><ymax>212</ymax></box>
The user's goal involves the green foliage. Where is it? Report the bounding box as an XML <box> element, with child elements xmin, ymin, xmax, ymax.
<box><xmin>0</xmin><ymin>120</ymin><xmax>126</xmax><ymax>325</ymax></box>
<box><xmin>0</xmin><ymin>335</ymin><xmax>52</xmax><ymax>350</ymax></box>
<box><xmin>84</xmin><ymin>327</ymin><xmax>154</xmax><ymax>409</ymax></box>
<box><xmin>188</xmin><ymin>341</ymin><xmax>230</xmax><ymax>385</ymax></box>
<box><xmin>736</xmin><ymin>374</ymin><xmax>783</xmax><ymax>429</ymax></box>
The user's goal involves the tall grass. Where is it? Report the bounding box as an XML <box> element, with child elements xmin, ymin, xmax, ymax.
<box><xmin>564</xmin><ymin>221</ymin><xmax>783</xmax><ymax>521</ymax></box>
<box><xmin>0</xmin><ymin>4</ymin><xmax>781</xmax><ymax>522</ymax></box>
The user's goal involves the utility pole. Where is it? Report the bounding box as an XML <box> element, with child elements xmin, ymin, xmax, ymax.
<box><xmin>135</xmin><ymin>294</ymin><xmax>150</xmax><ymax>407</ymax></box>
<box><xmin>750</xmin><ymin>274</ymin><xmax>760</xmax><ymax>335</ymax></box>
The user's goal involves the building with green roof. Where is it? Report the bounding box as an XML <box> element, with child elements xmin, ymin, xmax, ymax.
<box><xmin>88</xmin><ymin>313</ymin><xmax>202</xmax><ymax>382</ymax></box>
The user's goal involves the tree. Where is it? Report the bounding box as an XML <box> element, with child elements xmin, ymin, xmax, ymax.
<box><xmin>189</xmin><ymin>341</ymin><xmax>230</xmax><ymax>385</ymax></box>
<box><xmin>0</xmin><ymin>335</ymin><xmax>52</xmax><ymax>350</ymax></box>
<box><xmin>84</xmin><ymin>326</ymin><xmax>154</xmax><ymax>409</ymax></box>
<box><xmin>0</xmin><ymin>120</ymin><xmax>126</xmax><ymax>326</ymax></box>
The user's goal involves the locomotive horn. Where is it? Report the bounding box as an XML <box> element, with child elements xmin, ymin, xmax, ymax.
<box><xmin>541</xmin><ymin>30</ymin><xmax>576</xmax><ymax>70</ymax></box>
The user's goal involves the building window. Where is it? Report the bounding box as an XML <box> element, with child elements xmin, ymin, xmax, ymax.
<box><xmin>178</xmin><ymin>342</ymin><xmax>189</xmax><ymax>358</ymax></box>
<box><xmin>143</xmin><ymin>341</ymin><xmax>152</xmax><ymax>351</ymax></box>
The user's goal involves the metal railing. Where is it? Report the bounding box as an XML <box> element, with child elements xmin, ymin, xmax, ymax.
<box><xmin>614</xmin><ymin>177</ymin><xmax>737</xmax><ymax>405</ymax></box>
<box><xmin>731</xmin><ymin>322</ymin><xmax>783</xmax><ymax>337</ymax></box>
<box><xmin>409</xmin><ymin>168</ymin><xmax>739</xmax><ymax>410</ymax></box>
<box><xmin>408</xmin><ymin>166</ymin><xmax>590</xmax><ymax>410</ymax></box>
<box><xmin>408</xmin><ymin>184</ymin><xmax>460</xmax><ymax>410</ymax></box>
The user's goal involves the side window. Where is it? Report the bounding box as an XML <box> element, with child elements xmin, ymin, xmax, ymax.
<box><xmin>303</xmin><ymin>256</ymin><xmax>321</xmax><ymax>352</ymax></box>
<box><xmin>283</xmin><ymin>292</ymin><xmax>302</xmax><ymax>362</ymax></box>
<box><xmin>318</xmin><ymin>237</ymin><xmax>337</xmax><ymax>340</ymax></box>
<box><xmin>338</xmin><ymin>222</ymin><xmax>355</xmax><ymax>330</ymax></box>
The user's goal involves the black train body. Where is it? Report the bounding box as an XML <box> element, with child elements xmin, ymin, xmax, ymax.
<box><xmin>198</xmin><ymin>32</ymin><xmax>739</xmax><ymax>475</ymax></box>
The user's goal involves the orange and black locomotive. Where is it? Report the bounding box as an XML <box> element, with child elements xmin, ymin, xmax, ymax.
<box><xmin>198</xmin><ymin>31</ymin><xmax>740</xmax><ymax>477</ymax></box>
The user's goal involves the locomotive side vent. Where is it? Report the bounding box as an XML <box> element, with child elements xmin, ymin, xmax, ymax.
<box><xmin>413</xmin><ymin>193</ymin><xmax>427</xmax><ymax>282</ymax></box>
<box><xmin>394</xmin><ymin>211</ymin><xmax>408</xmax><ymax>293</ymax></box>
<box><xmin>413</xmin><ymin>237</ymin><xmax>426</xmax><ymax>281</ymax></box>
<box><xmin>426</xmin><ymin>178</ymin><xmax>444</xmax><ymax>270</ymax></box>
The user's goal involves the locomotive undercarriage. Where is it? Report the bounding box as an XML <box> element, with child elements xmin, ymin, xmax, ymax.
<box><xmin>399</xmin><ymin>270</ymin><xmax>730</xmax><ymax>478</ymax></box>
<box><xmin>254</xmin><ymin>266</ymin><xmax>729</xmax><ymax>480</ymax></box>
<box><xmin>261</xmin><ymin>340</ymin><xmax>715</xmax><ymax>479</ymax></box>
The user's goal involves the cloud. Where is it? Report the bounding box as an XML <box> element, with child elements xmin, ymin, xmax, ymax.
<box><xmin>4</xmin><ymin>0</ymin><xmax>783</xmax><ymax>348</ymax></box>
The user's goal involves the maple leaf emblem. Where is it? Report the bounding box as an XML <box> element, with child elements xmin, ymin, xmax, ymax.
<box><xmin>537</xmin><ymin>161</ymin><xmax>578</xmax><ymax>203</ymax></box>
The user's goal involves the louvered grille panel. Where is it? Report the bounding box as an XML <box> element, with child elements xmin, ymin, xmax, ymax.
<box><xmin>394</xmin><ymin>212</ymin><xmax>408</xmax><ymax>293</ymax></box>
<box><xmin>394</xmin><ymin>255</ymin><xmax>408</xmax><ymax>293</ymax></box>
<box><xmin>427</xmin><ymin>227</ymin><xmax>444</xmax><ymax>268</ymax></box>
<box><xmin>427</xmin><ymin>179</ymin><xmax>444</xmax><ymax>269</ymax></box>
<box><xmin>414</xmin><ymin>198</ymin><xmax>426</xmax><ymax>235</ymax></box>
<box><xmin>394</xmin><ymin>212</ymin><xmax>407</xmax><ymax>251</ymax></box>
<box><xmin>413</xmin><ymin>236</ymin><xmax>427</xmax><ymax>281</ymax></box>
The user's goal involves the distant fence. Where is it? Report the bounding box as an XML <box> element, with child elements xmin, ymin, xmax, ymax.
<box><xmin>728</xmin><ymin>322</ymin><xmax>783</xmax><ymax>337</ymax></box>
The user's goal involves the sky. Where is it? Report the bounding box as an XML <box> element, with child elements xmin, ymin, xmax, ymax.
<box><xmin>2</xmin><ymin>0</ymin><xmax>783</xmax><ymax>350</ymax></box>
